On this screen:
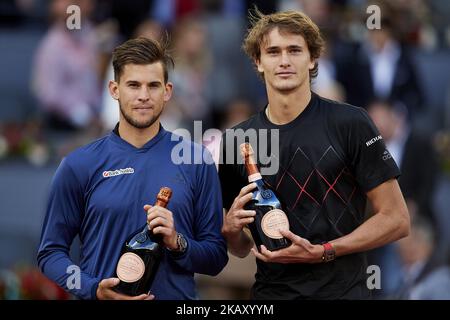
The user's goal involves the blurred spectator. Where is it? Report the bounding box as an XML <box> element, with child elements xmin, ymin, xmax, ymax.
<box><xmin>368</xmin><ymin>99</ymin><xmax>439</xmax><ymax>226</ymax></box>
<box><xmin>201</xmin><ymin>0</ymin><xmax>250</xmax><ymax>116</ymax></box>
<box><xmin>335</xmin><ymin>7</ymin><xmax>424</xmax><ymax>117</ymax></box>
<box><xmin>203</xmin><ymin>99</ymin><xmax>254</xmax><ymax>168</ymax></box>
<box><xmin>31</xmin><ymin>0</ymin><xmax>101</xmax><ymax>131</ymax></box>
<box><xmin>366</xmin><ymin>99</ymin><xmax>439</xmax><ymax>298</ymax></box>
<box><xmin>166</xmin><ymin>15</ymin><xmax>213</xmax><ymax>133</ymax></box>
<box><xmin>278</xmin><ymin>0</ymin><xmax>332</xmax><ymax>27</ymax></box>
<box><xmin>151</xmin><ymin>0</ymin><xmax>202</xmax><ymax>28</ymax></box>
<box><xmin>150</xmin><ymin>0</ymin><xmax>176</xmax><ymax>27</ymax></box>
<box><xmin>395</xmin><ymin>203</ymin><xmax>450</xmax><ymax>299</ymax></box>
<box><xmin>312</xmin><ymin>56</ymin><xmax>345</xmax><ymax>102</ymax></box>
<box><xmin>312</xmin><ymin>35</ymin><xmax>346</xmax><ymax>102</ymax></box>
<box><xmin>429</xmin><ymin>0</ymin><xmax>450</xmax><ymax>49</ymax></box>
<box><xmin>407</xmin><ymin>247</ymin><xmax>450</xmax><ymax>299</ymax></box>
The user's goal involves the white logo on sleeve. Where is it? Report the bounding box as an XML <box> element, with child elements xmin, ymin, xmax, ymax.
<box><xmin>102</xmin><ymin>167</ymin><xmax>135</xmax><ymax>178</ymax></box>
<box><xmin>366</xmin><ymin>135</ymin><xmax>383</xmax><ymax>147</ymax></box>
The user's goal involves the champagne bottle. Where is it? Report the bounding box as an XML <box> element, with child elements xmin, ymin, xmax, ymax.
<box><xmin>241</xmin><ymin>143</ymin><xmax>291</xmax><ymax>251</ymax></box>
<box><xmin>114</xmin><ymin>187</ymin><xmax>172</xmax><ymax>296</ymax></box>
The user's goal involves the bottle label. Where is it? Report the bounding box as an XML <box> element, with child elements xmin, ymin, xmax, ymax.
<box><xmin>116</xmin><ymin>252</ymin><xmax>145</xmax><ymax>283</ymax></box>
<box><xmin>261</xmin><ymin>209</ymin><xmax>290</xmax><ymax>239</ymax></box>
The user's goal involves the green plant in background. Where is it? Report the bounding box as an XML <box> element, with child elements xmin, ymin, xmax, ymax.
<box><xmin>0</xmin><ymin>266</ymin><xmax>72</xmax><ymax>300</ymax></box>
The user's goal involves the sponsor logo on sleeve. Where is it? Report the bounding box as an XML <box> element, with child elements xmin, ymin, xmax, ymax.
<box><xmin>366</xmin><ymin>135</ymin><xmax>383</xmax><ymax>147</ymax></box>
<box><xmin>382</xmin><ymin>150</ymin><xmax>392</xmax><ymax>161</ymax></box>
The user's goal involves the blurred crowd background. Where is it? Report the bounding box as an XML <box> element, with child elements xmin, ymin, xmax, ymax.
<box><xmin>1</xmin><ymin>0</ymin><xmax>450</xmax><ymax>300</ymax></box>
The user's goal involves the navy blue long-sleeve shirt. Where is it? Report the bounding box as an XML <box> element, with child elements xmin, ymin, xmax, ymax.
<box><xmin>37</xmin><ymin>126</ymin><xmax>228</xmax><ymax>300</ymax></box>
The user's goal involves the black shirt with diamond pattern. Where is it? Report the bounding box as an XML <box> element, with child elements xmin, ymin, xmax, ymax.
<box><xmin>218</xmin><ymin>92</ymin><xmax>400</xmax><ymax>299</ymax></box>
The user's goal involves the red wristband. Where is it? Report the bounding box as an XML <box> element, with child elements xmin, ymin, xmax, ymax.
<box><xmin>322</xmin><ymin>242</ymin><xmax>336</xmax><ymax>262</ymax></box>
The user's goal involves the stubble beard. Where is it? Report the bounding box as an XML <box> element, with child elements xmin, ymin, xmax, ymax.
<box><xmin>119</xmin><ymin>101</ymin><xmax>163</xmax><ymax>129</ymax></box>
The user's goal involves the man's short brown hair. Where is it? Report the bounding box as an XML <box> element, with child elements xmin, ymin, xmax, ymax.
<box><xmin>243</xmin><ymin>9</ymin><xmax>324</xmax><ymax>80</ymax></box>
<box><xmin>112</xmin><ymin>37</ymin><xmax>174</xmax><ymax>83</ymax></box>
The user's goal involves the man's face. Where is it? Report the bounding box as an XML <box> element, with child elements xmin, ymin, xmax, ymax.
<box><xmin>256</xmin><ymin>27</ymin><xmax>315</xmax><ymax>93</ymax></box>
<box><xmin>109</xmin><ymin>62</ymin><xmax>172</xmax><ymax>129</ymax></box>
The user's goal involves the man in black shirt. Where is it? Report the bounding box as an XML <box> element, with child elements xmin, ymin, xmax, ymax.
<box><xmin>218</xmin><ymin>9</ymin><xmax>410</xmax><ymax>299</ymax></box>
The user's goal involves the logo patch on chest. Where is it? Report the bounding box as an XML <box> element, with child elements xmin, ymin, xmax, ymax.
<box><xmin>102</xmin><ymin>167</ymin><xmax>135</xmax><ymax>178</ymax></box>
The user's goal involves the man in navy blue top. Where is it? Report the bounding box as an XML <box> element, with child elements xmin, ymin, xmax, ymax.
<box><xmin>37</xmin><ymin>37</ymin><xmax>228</xmax><ymax>300</ymax></box>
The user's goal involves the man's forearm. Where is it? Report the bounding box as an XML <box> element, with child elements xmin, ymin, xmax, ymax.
<box><xmin>330</xmin><ymin>179</ymin><xmax>410</xmax><ymax>258</ymax></box>
<box><xmin>330</xmin><ymin>209</ymin><xmax>409</xmax><ymax>258</ymax></box>
<box><xmin>38</xmin><ymin>250</ymin><xmax>100</xmax><ymax>299</ymax></box>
